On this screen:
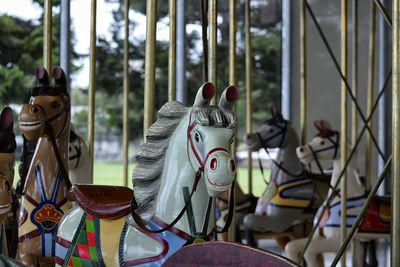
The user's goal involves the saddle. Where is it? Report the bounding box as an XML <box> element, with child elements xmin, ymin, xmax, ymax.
<box><xmin>69</xmin><ymin>184</ymin><xmax>133</xmax><ymax>219</ymax></box>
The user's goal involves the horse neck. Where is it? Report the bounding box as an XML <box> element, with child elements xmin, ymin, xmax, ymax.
<box><xmin>273</xmin><ymin>129</ymin><xmax>302</xmax><ymax>183</ymax></box>
<box><xmin>24</xmin><ymin>128</ymin><xmax>69</xmax><ymax>203</ymax></box>
<box><xmin>155</xmin><ymin>114</ymin><xmax>212</xmax><ymax>236</ymax></box>
<box><xmin>331</xmin><ymin>156</ymin><xmax>365</xmax><ymax>200</ymax></box>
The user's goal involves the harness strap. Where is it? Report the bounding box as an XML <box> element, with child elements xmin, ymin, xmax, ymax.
<box><xmin>130</xmin><ymin>169</ymin><xmax>202</xmax><ymax>234</ymax></box>
<box><xmin>69</xmin><ymin>138</ymin><xmax>82</xmax><ymax>170</ymax></box>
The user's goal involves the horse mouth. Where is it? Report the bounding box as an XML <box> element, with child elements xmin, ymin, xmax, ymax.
<box><xmin>0</xmin><ymin>203</ymin><xmax>11</xmax><ymax>214</ymax></box>
<box><xmin>20</xmin><ymin>121</ymin><xmax>43</xmax><ymax>131</ymax></box>
<box><xmin>205</xmin><ymin>176</ymin><xmax>231</xmax><ymax>192</ymax></box>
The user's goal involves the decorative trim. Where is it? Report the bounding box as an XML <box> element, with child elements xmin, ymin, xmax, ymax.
<box><xmin>93</xmin><ymin>216</ymin><xmax>106</xmax><ymax>266</ymax></box>
<box><xmin>118</xmin><ymin>222</ymin><xmax>128</xmax><ymax>267</ymax></box>
<box><xmin>62</xmin><ymin>213</ymin><xmax>87</xmax><ymax>266</ymax></box>
<box><xmin>152</xmin><ymin>216</ymin><xmax>190</xmax><ymax>240</ymax></box>
<box><xmin>18</xmin><ymin>229</ymin><xmax>41</xmax><ymax>243</ymax></box>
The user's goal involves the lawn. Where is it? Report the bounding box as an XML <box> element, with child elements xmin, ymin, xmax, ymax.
<box><xmin>14</xmin><ymin>162</ymin><xmax>270</xmax><ymax>198</ymax></box>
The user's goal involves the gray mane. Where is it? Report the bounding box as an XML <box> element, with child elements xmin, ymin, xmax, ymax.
<box><xmin>132</xmin><ymin>101</ymin><xmax>235</xmax><ymax>222</ymax></box>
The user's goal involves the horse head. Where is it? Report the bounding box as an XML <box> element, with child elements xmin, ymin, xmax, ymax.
<box><xmin>244</xmin><ymin>107</ymin><xmax>289</xmax><ymax>150</ymax></box>
<box><xmin>19</xmin><ymin>66</ymin><xmax>70</xmax><ymax>141</ymax></box>
<box><xmin>0</xmin><ymin>107</ymin><xmax>16</xmax><ymax>215</ymax></box>
<box><xmin>189</xmin><ymin>83</ymin><xmax>238</xmax><ymax>197</ymax></box>
<box><xmin>296</xmin><ymin>120</ymin><xmax>340</xmax><ymax>164</ymax></box>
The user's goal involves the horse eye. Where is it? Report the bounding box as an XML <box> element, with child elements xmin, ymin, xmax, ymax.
<box><xmin>51</xmin><ymin>101</ymin><xmax>60</xmax><ymax>109</ymax></box>
<box><xmin>320</xmin><ymin>141</ymin><xmax>325</xmax><ymax>146</ymax></box>
<box><xmin>269</xmin><ymin>129</ymin><xmax>274</xmax><ymax>133</ymax></box>
<box><xmin>195</xmin><ymin>132</ymin><xmax>200</xmax><ymax>142</ymax></box>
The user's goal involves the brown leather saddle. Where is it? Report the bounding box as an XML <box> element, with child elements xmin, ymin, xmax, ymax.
<box><xmin>69</xmin><ymin>184</ymin><xmax>133</xmax><ymax>219</ymax></box>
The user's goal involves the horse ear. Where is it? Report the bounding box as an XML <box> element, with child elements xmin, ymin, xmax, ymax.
<box><xmin>320</xmin><ymin>120</ymin><xmax>332</xmax><ymax>131</ymax></box>
<box><xmin>218</xmin><ymin>85</ymin><xmax>238</xmax><ymax>110</ymax></box>
<box><xmin>193</xmin><ymin>82</ymin><xmax>216</xmax><ymax>107</ymax></box>
<box><xmin>269</xmin><ymin>106</ymin><xmax>277</xmax><ymax>118</ymax></box>
<box><xmin>314</xmin><ymin>120</ymin><xmax>323</xmax><ymax>131</ymax></box>
<box><xmin>0</xmin><ymin>107</ymin><xmax>14</xmax><ymax>132</ymax></box>
<box><xmin>53</xmin><ymin>67</ymin><xmax>68</xmax><ymax>94</ymax></box>
<box><xmin>35</xmin><ymin>66</ymin><xmax>50</xmax><ymax>87</ymax></box>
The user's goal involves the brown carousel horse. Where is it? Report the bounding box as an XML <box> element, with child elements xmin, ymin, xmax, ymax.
<box><xmin>0</xmin><ymin>107</ymin><xmax>17</xmax><ymax>256</ymax></box>
<box><xmin>17</xmin><ymin>66</ymin><xmax>72</xmax><ymax>266</ymax></box>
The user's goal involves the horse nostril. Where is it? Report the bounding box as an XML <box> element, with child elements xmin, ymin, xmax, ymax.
<box><xmin>230</xmin><ymin>160</ymin><xmax>236</xmax><ymax>172</ymax></box>
<box><xmin>31</xmin><ymin>106</ymin><xmax>39</xmax><ymax>114</ymax></box>
<box><xmin>300</xmin><ymin>147</ymin><xmax>304</xmax><ymax>153</ymax></box>
<box><xmin>210</xmin><ymin>158</ymin><xmax>218</xmax><ymax>171</ymax></box>
<box><xmin>4</xmin><ymin>181</ymin><xmax>10</xmax><ymax>192</ymax></box>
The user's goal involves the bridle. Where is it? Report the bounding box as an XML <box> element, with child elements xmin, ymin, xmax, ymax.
<box><xmin>307</xmin><ymin>131</ymin><xmax>340</xmax><ymax>175</ymax></box>
<box><xmin>130</xmin><ymin>113</ymin><xmax>235</xmax><ymax>237</ymax></box>
<box><xmin>69</xmin><ymin>133</ymin><xmax>82</xmax><ymax>170</ymax></box>
<box><xmin>256</xmin><ymin>120</ymin><xmax>303</xmax><ymax>180</ymax></box>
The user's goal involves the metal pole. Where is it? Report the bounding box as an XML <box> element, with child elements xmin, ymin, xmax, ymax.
<box><xmin>366</xmin><ymin>3</ymin><xmax>377</xmax><ymax>191</ymax></box>
<box><xmin>123</xmin><ymin>0</ymin><xmax>130</xmax><ymax>187</ymax></box>
<box><xmin>88</xmin><ymin>0</ymin><xmax>97</xmax><ymax>178</ymax></box>
<box><xmin>208</xmin><ymin>0</ymin><xmax>217</xmax><ymax>105</ymax></box>
<box><xmin>331</xmin><ymin>157</ymin><xmax>392</xmax><ymax>266</ymax></box>
<box><xmin>351</xmin><ymin>0</ymin><xmax>358</xmax><ymax>149</ymax></box>
<box><xmin>60</xmin><ymin>0</ymin><xmax>70</xmax><ymax>86</ymax></box>
<box><xmin>143</xmin><ymin>0</ymin><xmax>157</xmax><ymax>140</ymax></box>
<box><xmin>340</xmin><ymin>1</ymin><xmax>348</xmax><ymax>266</ymax></box>
<box><xmin>391</xmin><ymin>0</ymin><xmax>400</xmax><ymax>264</ymax></box>
<box><xmin>44</xmin><ymin>0</ymin><xmax>52</xmax><ymax>71</ymax></box>
<box><xmin>245</xmin><ymin>0</ymin><xmax>253</xmax><ymax>196</ymax></box>
<box><xmin>373</xmin><ymin>0</ymin><xmax>392</xmax><ymax>28</ymax></box>
<box><xmin>300</xmin><ymin>0</ymin><xmax>307</xmax><ymax>145</ymax></box>
<box><xmin>281</xmin><ymin>0</ymin><xmax>292</xmax><ymax>120</ymax></box>
<box><xmin>228</xmin><ymin>0</ymin><xmax>237</xmax><ymax>242</ymax></box>
<box><xmin>176</xmin><ymin>0</ymin><xmax>186</xmax><ymax>104</ymax></box>
<box><xmin>168</xmin><ymin>0</ymin><xmax>177</xmax><ymax>101</ymax></box>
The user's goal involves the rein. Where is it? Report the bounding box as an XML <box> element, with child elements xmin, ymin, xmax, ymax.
<box><xmin>69</xmin><ymin>136</ymin><xmax>82</xmax><ymax>170</ymax></box>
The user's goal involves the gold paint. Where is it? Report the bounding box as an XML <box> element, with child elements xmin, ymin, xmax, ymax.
<box><xmin>99</xmin><ymin>217</ymin><xmax>126</xmax><ymax>265</ymax></box>
<box><xmin>208</xmin><ymin>0</ymin><xmax>217</xmax><ymax>105</ymax></box>
<box><xmin>144</xmin><ymin>0</ymin><xmax>157</xmax><ymax>140</ymax></box>
<box><xmin>88</xmin><ymin>0</ymin><xmax>97</xmax><ymax>179</ymax></box>
<box><xmin>245</xmin><ymin>0</ymin><xmax>252</xmax><ymax>195</ymax></box>
<box><xmin>123</xmin><ymin>0</ymin><xmax>130</xmax><ymax>186</ymax></box>
<box><xmin>168</xmin><ymin>0</ymin><xmax>177</xmax><ymax>101</ymax></box>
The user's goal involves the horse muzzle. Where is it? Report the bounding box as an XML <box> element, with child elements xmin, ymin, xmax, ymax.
<box><xmin>296</xmin><ymin>146</ymin><xmax>313</xmax><ymax>164</ymax></box>
<box><xmin>19</xmin><ymin>104</ymin><xmax>45</xmax><ymax>140</ymax></box>
<box><xmin>204</xmin><ymin>150</ymin><xmax>236</xmax><ymax>197</ymax></box>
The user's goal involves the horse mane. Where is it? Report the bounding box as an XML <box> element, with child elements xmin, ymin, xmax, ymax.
<box><xmin>132</xmin><ymin>100</ymin><xmax>235</xmax><ymax>222</ymax></box>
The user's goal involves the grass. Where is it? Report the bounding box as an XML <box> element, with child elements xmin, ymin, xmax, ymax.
<box><xmin>14</xmin><ymin>161</ymin><xmax>270</xmax><ymax>198</ymax></box>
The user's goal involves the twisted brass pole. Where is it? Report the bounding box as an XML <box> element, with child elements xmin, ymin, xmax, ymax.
<box><xmin>168</xmin><ymin>0</ymin><xmax>177</xmax><ymax>101</ymax></box>
<box><xmin>123</xmin><ymin>0</ymin><xmax>130</xmax><ymax>186</ymax></box>
<box><xmin>44</xmin><ymin>0</ymin><xmax>52</xmax><ymax>71</ymax></box>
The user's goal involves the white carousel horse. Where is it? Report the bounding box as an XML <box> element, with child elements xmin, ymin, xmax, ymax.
<box><xmin>285</xmin><ymin>120</ymin><xmax>390</xmax><ymax>267</ymax></box>
<box><xmin>17</xmin><ymin>67</ymin><xmax>73</xmax><ymax>266</ymax></box>
<box><xmin>242</xmin><ymin>112</ymin><xmax>330</xmax><ymax>248</ymax></box>
<box><xmin>0</xmin><ymin>107</ymin><xmax>17</xmax><ymax>256</ymax></box>
<box><xmin>55</xmin><ymin>82</ymin><xmax>238</xmax><ymax>266</ymax></box>
<box><xmin>68</xmin><ymin>124</ymin><xmax>92</xmax><ymax>184</ymax></box>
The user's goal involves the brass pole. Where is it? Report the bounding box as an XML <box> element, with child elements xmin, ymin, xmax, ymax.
<box><xmin>208</xmin><ymin>0</ymin><xmax>217</xmax><ymax>105</ymax></box>
<box><xmin>44</xmin><ymin>0</ymin><xmax>52</xmax><ymax>71</ymax></box>
<box><xmin>366</xmin><ymin>3</ymin><xmax>376</xmax><ymax>191</ymax></box>
<box><xmin>123</xmin><ymin>0</ymin><xmax>130</xmax><ymax>187</ymax></box>
<box><xmin>228</xmin><ymin>0</ymin><xmax>237</xmax><ymax>242</ymax></box>
<box><xmin>143</xmin><ymin>0</ymin><xmax>157</xmax><ymax>141</ymax></box>
<box><xmin>392</xmin><ymin>0</ymin><xmax>400</xmax><ymax>264</ymax></box>
<box><xmin>88</xmin><ymin>0</ymin><xmax>97</xmax><ymax>179</ymax></box>
<box><xmin>300</xmin><ymin>0</ymin><xmax>307</xmax><ymax>146</ymax></box>
<box><xmin>340</xmin><ymin>1</ymin><xmax>348</xmax><ymax>266</ymax></box>
<box><xmin>245</xmin><ymin>0</ymin><xmax>253</xmax><ymax>195</ymax></box>
<box><xmin>351</xmin><ymin>0</ymin><xmax>358</xmax><ymax>148</ymax></box>
<box><xmin>168</xmin><ymin>0</ymin><xmax>177</xmax><ymax>101</ymax></box>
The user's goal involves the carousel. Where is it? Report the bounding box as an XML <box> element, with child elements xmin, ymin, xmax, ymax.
<box><xmin>0</xmin><ymin>0</ymin><xmax>398</xmax><ymax>266</ymax></box>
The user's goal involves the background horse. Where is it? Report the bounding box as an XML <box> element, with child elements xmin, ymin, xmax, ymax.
<box><xmin>55</xmin><ymin>83</ymin><xmax>238</xmax><ymax>266</ymax></box>
<box><xmin>242</xmin><ymin>113</ymin><xmax>330</xmax><ymax>249</ymax></box>
<box><xmin>0</xmin><ymin>107</ymin><xmax>17</xmax><ymax>256</ymax></box>
<box><xmin>285</xmin><ymin>120</ymin><xmax>389</xmax><ymax>266</ymax></box>
<box><xmin>68</xmin><ymin>123</ymin><xmax>92</xmax><ymax>184</ymax></box>
<box><xmin>17</xmin><ymin>66</ymin><xmax>72</xmax><ymax>266</ymax></box>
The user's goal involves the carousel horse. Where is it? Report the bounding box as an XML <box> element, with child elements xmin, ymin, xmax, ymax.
<box><xmin>68</xmin><ymin>124</ymin><xmax>92</xmax><ymax>184</ymax></box>
<box><xmin>17</xmin><ymin>66</ymin><xmax>72</xmax><ymax>266</ymax></box>
<box><xmin>55</xmin><ymin>82</ymin><xmax>238</xmax><ymax>266</ymax></box>
<box><xmin>285</xmin><ymin>120</ymin><xmax>390</xmax><ymax>267</ymax></box>
<box><xmin>242</xmin><ymin>112</ymin><xmax>330</xmax><ymax>248</ymax></box>
<box><xmin>0</xmin><ymin>107</ymin><xmax>17</xmax><ymax>255</ymax></box>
